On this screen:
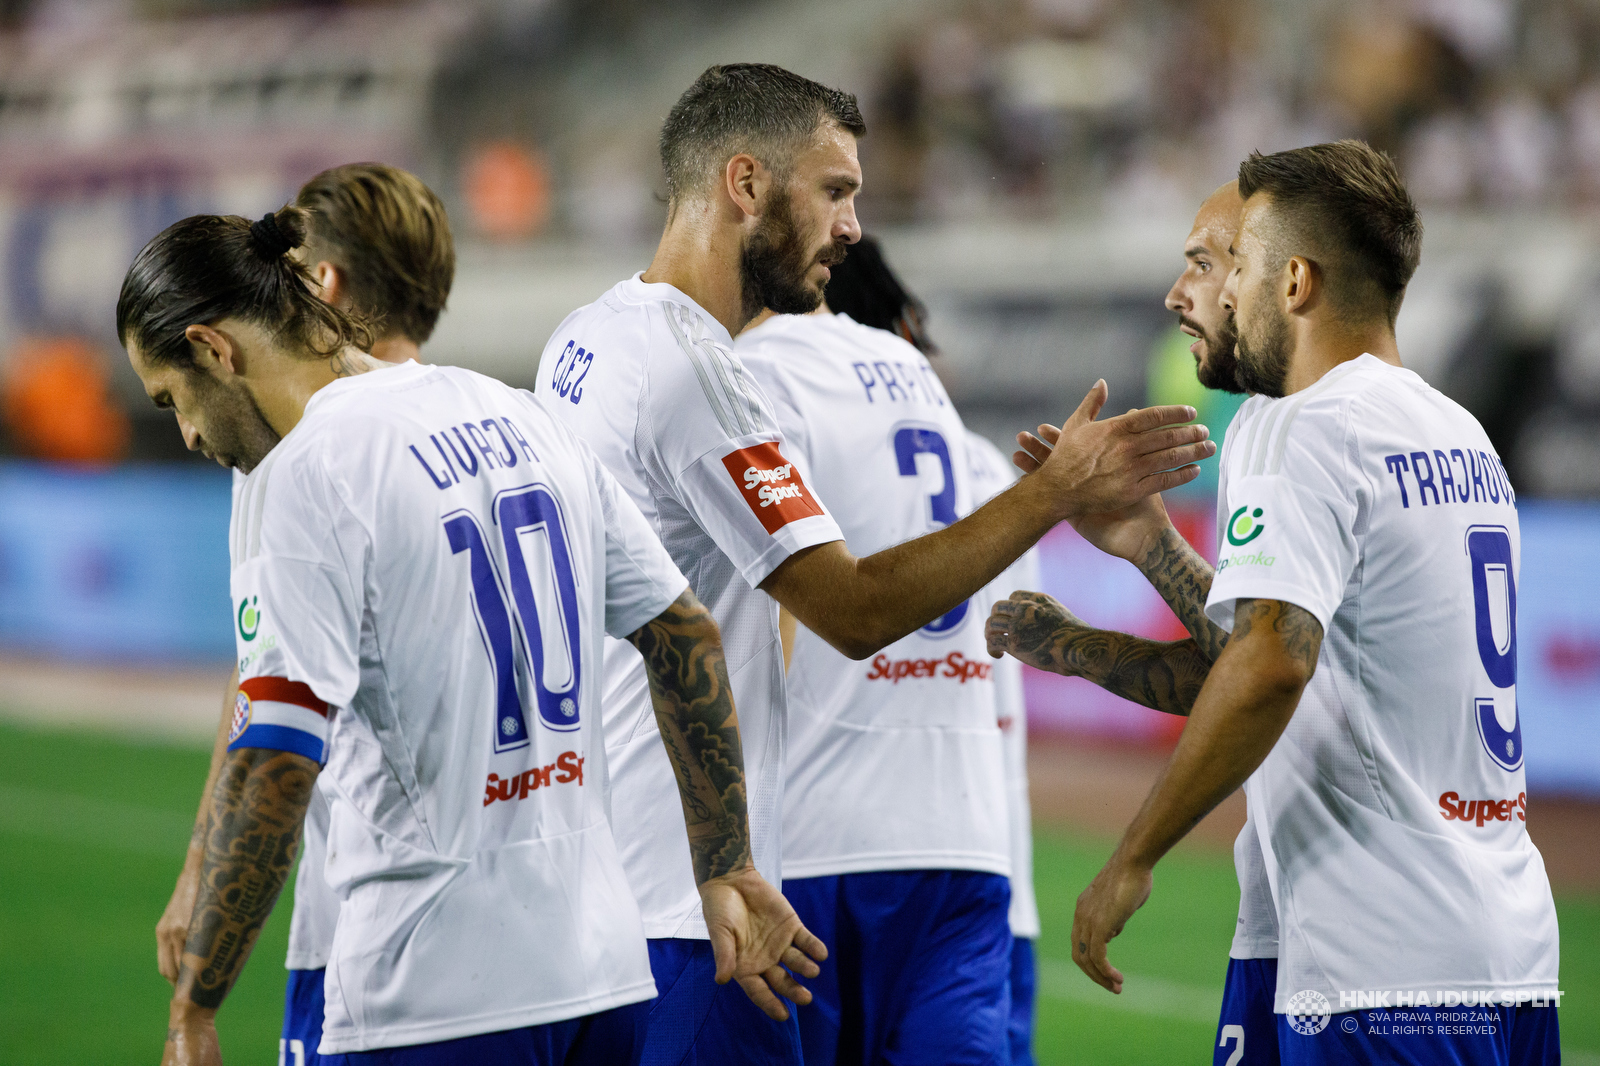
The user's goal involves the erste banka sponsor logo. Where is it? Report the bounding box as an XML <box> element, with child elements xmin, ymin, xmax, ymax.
<box><xmin>722</xmin><ymin>442</ymin><xmax>825</xmax><ymax>533</ymax></box>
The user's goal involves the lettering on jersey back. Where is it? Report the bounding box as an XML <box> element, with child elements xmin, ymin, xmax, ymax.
<box><xmin>1437</xmin><ymin>790</ymin><xmax>1526</xmax><ymax>827</ymax></box>
<box><xmin>851</xmin><ymin>360</ymin><xmax>947</xmax><ymax>407</ymax></box>
<box><xmin>1383</xmin><ymin>448</ymin><xmax>1515</xmax><ymax>509</ymax></box>
<box><xmin>410</xmin><ymin>417</ymin><xmax>540</xmax><ymax>490</ymax></box>
<box><xmin>483</xmin><ymin>751</ymin><xmax>585</xmax><ymax>806</ymax></box>
<box><xmin>722</xmin><ymin>442</ymin><xmax>826</xmax><ymax>533</ymax></box>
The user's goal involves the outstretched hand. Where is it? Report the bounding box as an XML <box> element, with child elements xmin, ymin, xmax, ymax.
<box><xmin>1014</xmin><ymin>382</ymin><xmax>1212</xmax><ymax>523</ymax></box>
<box><xmin>700</xmin><ymin>866</ymin><xmax>828</xmax><ymax>1021</ymax></box>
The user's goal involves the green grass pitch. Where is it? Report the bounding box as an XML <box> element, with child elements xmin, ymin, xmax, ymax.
<box><xmin>1</xmin><ymin>719</ymin><xmax>1595</xmax><ymax>1064</ymax></box>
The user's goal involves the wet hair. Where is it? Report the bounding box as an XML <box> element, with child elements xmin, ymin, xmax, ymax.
<box><xmin>1237</xmin><ymin>140</ymin><xmax>1423</xmax><ymax>325</ymax></box>
<box><xmin>117</xmin><ymin>205</ymin><xmax>374</xmax><ymax>367</ymax></box>
<box><xmin>295</xmin><ymin>163</ymin><xmax>455</xmax><ymax>344</ymax></box>
<box><xmin>823</xmin><ymin>235</ymin><xmax>936</xmax><ymax>354</ymax></box>
<box><xmin>659</xmin><ymin>63</ymin><xmax>866</xmax><ymax>204</ymax></box>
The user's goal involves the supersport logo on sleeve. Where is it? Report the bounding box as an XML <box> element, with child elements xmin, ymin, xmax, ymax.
<box><xmin>722</xmin><ymin>442</ymin><xmax>826</xmax><ymax>533</ymax></box>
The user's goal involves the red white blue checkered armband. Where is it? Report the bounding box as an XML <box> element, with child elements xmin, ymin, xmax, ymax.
<box><xmin>227</xmin><ymin>677</ymin><xmax>330</xmax><ymax>763</ymax></box>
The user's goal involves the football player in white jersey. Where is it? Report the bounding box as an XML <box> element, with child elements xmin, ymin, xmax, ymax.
<box><xmin>536</xmin><ymin>62</ymin><xmax>1217</xmax><ymax>1063</ymax></box>
<box><xmin>998</xmin><ymin>141</ymin><xmax>1562</xmax><ymax>1065</ymax></box>
<box><xmin>967</xmin><ymin>431</ymin><xmax>1045</xmax><ymax>1066</ymax></box>
<box><xmin>154</xmin><ymin>163</ymin><xmax>457</xmax><ymax>1066</ymax></box>
<box><xmin>987</xmin><ymin>181</ymin><xmax>1284</xmax><ymax>1066</ymax></box>
<box><xmin>736</xmin><ymin>236</ymin><xmax>1015</xmax><ymax>1064</ymax></box>
<box><xmin>121</xmin><ymin>206</ymin><xmax>822</xmax><ymax>1065</ymax></box>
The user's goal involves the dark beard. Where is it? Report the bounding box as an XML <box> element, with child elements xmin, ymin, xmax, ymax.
<box><xmin>1183</xmin><ymin>313</ymin><xmax>1244</xmax><ymax>394</ymax></box>
<box><xmin>738</xmin><ymin>188</ymin><xmax>846</xmax><ymax>325</ymax></box>
<box><xmin>1234</xmin><ymin>304</ymin><xmax>1292</xmax><ymax>398</ymax></box>
<box><xmin>190</xmin><ymin>370</ymin><xmax>282</xmax><ymax>473</ymax></box>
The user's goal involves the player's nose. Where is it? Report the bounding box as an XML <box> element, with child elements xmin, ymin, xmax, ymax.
<box><xmin>1164</xmin><ymin>279</ymin><xmax>1189</xmax><ymax>315</ymax></box>
<box><xmin>834</xmin><ymin>202</ymin><xmax>861</xmax><ymax>245</ymax></box>
<box><xmin>177</xmin><ymin>413</ymin><xmax>202</xmax><ymax>451</ymax></box>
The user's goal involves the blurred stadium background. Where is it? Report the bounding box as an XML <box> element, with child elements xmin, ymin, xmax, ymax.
<box><xmin>0</xmin><ymin>0</ymin><xmax>1597</xmax><ymax>1062</ymax></box>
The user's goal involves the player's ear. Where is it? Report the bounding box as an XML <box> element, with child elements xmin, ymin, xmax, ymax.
<box><xmin>184</xmin><ymin>323</ymin><xmax>241</xmax><ymax>376</ymax></box>
<box><xmin>1283</xmin><ymin>255</ymin><xmax>1315</xmax><ymax>314</ymax></box>
<box><xmin>310</xmin><ymin>260</ymin><xmax>346</xmax><ymax>309</ymax></box>
<box><xmin>724</xmin><ymin>153</ymin><xmax>764</xmax><ymax>220</ymax></box>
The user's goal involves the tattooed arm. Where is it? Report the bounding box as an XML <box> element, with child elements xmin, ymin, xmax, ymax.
<box><xmin>157</xmin><ymin>668</ymin><xmax>238</xmax><ymax>986</ymax></box>
<box><xmin>1069</xmin><ymin>598</ymin><xmax>1322</xmax><ymax>995</ymax></box>
<box><xmin>986</xmin><ymin>591</ymin><xmax>1211</xmax><ymax>715</ymax></box>
<box><xmin>627</xmin><ymin>589</ymin><xmax>826</xmax><ymax>1022</ymax></box>
<box><xmin>1016</xmin><ymin>427</ymin><xmax>1229</xmax><ymax>661</ymax></box>
<box><xmin>165</xmin><ymin>746</ymin><xmax>318</xmax><ymax>1065</ymax></box>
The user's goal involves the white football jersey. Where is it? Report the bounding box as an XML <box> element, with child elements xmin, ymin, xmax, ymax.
<box><xmin>738</xmin><ymin>313</ymin><xmax>1008</xmax><ymax>880</ymax></box>
<box><xmin>535</xmin><ymin>276</ymin><xmax>844</xmax><ymax>937</ymax></box>
<box><xmin>227</xmin><ymin>362</ymin><xmax>685</xmax><ymax>1052</ymax></box>
<box><xmin>966</xmin><ymin>431</ymin><xmax>1041</xmax><ymax>938</ymax></box>
<box><xmin>1206</xmin><ymin>355</ymin><xmax>1559</xmax><ymax>1008</ymax></box>
<box><xmin>1211</xmin><ymin>425</ymin><xmax>1280</xmax><ymax>963</ymax></box>
<box><xmin>232</xmin><ymin>469</ymin><xmax>338</xmax><ymax>972</ymax></box>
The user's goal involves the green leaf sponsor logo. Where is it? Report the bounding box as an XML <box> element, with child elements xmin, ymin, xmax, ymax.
<box><xmin>1227</xmin><ymin>505</ymin><xmax>1266</xmax><ymax>546</ymax></box>
<box><xmin>237</xmin><ymin>596</ymin><xmax>260</xmax><ymax>641</ymax></box>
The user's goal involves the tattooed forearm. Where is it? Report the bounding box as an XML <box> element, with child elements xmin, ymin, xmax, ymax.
<box><xmin>628</xmin><ymin>589</ymin><xmax>751</xmax><ymax>884</ymax></box>
<box><xmin>174</xmin><ymin>747</ymin><xmax>317</xmax><ymax>1011</ymax></box>
<box><xmin>1232</xmin><ymin>598</ymin><xmax>1323</xmax><ymax>675</ymax></box>
<box><xmin>1137</xmin><ymin>526</ymin><xmax>1229</xmax><ymax>663</ymax></box>
<box><xmin>986</xmin><ymin>591</ymin><xmax>1211</xmax><ymax>715</ymax></box>
<box><xmin>1059</xmin><ymin>631</ymin><xmax>1211</xmax><ymax>715</ymax></box>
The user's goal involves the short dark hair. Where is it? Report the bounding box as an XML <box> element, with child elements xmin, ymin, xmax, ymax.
<box><xmin>117</xmin><ymin>206</ymin><xmax>373</xmax><ymax>367</ymax></box>
<box><xmin>1237</xmin><ymin>140</ymin><xmax>1422</xmax><ymax>324</ymax></box>
<box><xmin>824</xmin><ymin>235</ymin><xmax>936</xmax><ymax>354</ymax></box>
<box><xmin>659</xmin><ymin>63</ymin><xmax>866</xmax><ymax>204</ymax></box>
<box><xmin>295</xmin><ymin>163</ymin><xmax>455</xmax><ymax>344</ymax></box>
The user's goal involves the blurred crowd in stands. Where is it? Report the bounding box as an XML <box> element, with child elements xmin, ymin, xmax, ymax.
<box><xmin>855</xmin><ymin>0</ymin><xmax>1600</xmax><ymax>222</ymax></box>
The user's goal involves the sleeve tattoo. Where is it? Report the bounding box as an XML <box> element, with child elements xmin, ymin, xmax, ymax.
<box><xmin>1036</xmin><ymin>626</ymin><xmax>1210</xmax><ymax>716</ymax></box>
<box><xmin>1138</xmin><ymin>526</ymin><xmax>1229</xmax><ymax>663</ymax></box>
<box><xmin>176</xmin><ymin>747</ymin><xmax>318</xmax><ymax>1010</ymax></box>
<box><xmin>628</xmin><ymin>590</ymin><xmax>752</xmax><ymax>884</ymax></box>
<box><xmin>1232</xmin><ymin>598</ymin><xmax>1324</xmax><ymax>672</ymax></box>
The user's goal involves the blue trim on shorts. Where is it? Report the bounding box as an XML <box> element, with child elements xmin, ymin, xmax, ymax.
<box><xmin>1008</xmin><ymin>937</ymin><xmax>1036</xmax><ymax>1066</ymax></box>
<box><xmin>281</xmin><ymin>967</ymin><xmax>326</xmax><ymax>1066</ymax></box>
<box><xmin>1277</xmin><ymin>1002</ymin><xmax>1558</xmax><ymax>1065</ymax></box>
<box><xmin>641</xmin><ymin>938</ymin><xmax>802</xmax><ymax>1065</ymax></box>
<box><xmin>783</xmin><ymin>869</ymin><xmax>1012</xmax><ymax>1066</ymax></box>
<box><xmin>1215</xmin><ymin>958</ymin><xmax>1279</xmax><ymax>1066</ymax></box>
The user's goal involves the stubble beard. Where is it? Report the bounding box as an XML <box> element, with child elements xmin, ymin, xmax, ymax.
<box><xmin>1233</xmin><ymin>303</ymin><xmax>1292</xmax><ymax>399</ymax></box>
<box><xmin>738</xmin><ymin>187</ymin><xmax>847</xmax><ymax>326</ymax></box>
<box><xmin>191</xmin><ymin>371</ymin><xmax>282</xmax><ymax>474</ymax></box>
<box><xmin>1188</xmin><ymin>313</ymin><xmax>1245</xmax><ymax>395</ymax></box>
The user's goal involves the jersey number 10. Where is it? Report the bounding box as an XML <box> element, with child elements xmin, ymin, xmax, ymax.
<box><xmin>445</xmin><ymin>484</ymin><xmax>584</xmax><ymax>752</ymax></box>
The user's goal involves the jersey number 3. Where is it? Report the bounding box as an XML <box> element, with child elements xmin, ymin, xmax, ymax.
<box><xmin>1468</xmin><ymin>525</ymin><xmax>1521</xmax><ymax>771</ymax></box>
<box><xmin>446</xmin><ymin>484</ymin><xmax>584</xmax><ymax>752</ymax></box>
<box><xmin>893</xmin><ymin>425</ymin><xmax>969</xmax><ymax>636</ymax></box>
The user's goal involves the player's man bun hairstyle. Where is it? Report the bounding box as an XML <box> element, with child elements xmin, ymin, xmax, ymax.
<box><xmin>117</xmin><ymin>205</ymin><xmax>374</xmax><ymax>367</ymax></box>
<box><xmin>295</xmin><ymin>163</ymin><xmax>455</xmax><ymax>344</ymax></box>
<box><xmin>659</xmin><ymin>63</ymin><xmax>866</xmax><ymax>205</ymax></box>
<box><xmin>824</xmin><ymin>235</ymin><xmax>936</xmax><ymax>355</ymax></box>
<box><xmin>1237</xmin><ymin>140</ymin><xmax>1423</xmax><ymax>324</ymax></box>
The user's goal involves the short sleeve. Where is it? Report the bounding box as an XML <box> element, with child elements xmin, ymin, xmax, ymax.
<box><xmin>592</xmin><ymin>450</ymin><xmax>691</xmax><ymax>638</ymax></box>
<box><xmin>645</xmin><ymin>306</ymin><xmax>842</xmax><ymax>588</ymax></box>
<box><xmin>1205</xmin><ymin>473</ymin><xmax>1358</xmax><ymax>634</ymax></box>
<box><xmin>227</xmin><ymin>453</ymin><xmax>366</xmax><ymax>762</ymax></box>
